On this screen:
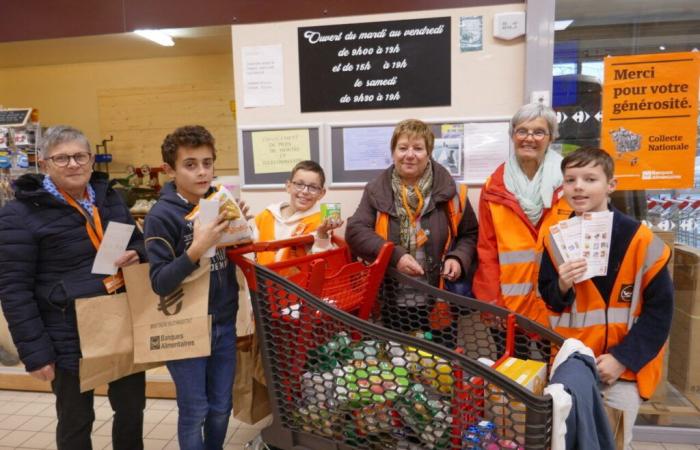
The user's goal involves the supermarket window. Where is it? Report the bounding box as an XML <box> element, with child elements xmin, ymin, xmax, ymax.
<box><xmin>553</xmin><ymin>0</ymin><xmax>700</xmax><ymax>435</ymax></box>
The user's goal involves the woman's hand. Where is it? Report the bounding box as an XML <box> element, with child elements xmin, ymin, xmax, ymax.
<box><xmin>29</xmin><ymin>363</ymin><xmax>55</xmax><ymax>382</ymax></box>
<box><xmin>397</xmin><ymin>254</ymin><xmax>424</xmax><ymax>276</ymax></box>
<box><xmin>441</xmin><ymin>258</ymin><xmax>462</xmax><ymax>282</ymax></box>
<box><xmin>114</xmin><ymin>250</ymin><xmax>140</xmax><ymax>268</ymax></box>
<box><xmin>596</xmin><ymin>353</ymin><xmax>626</xmax><ymax>385</ymax></box>
<box><xmin>316</xmin><ymin>218</ymin><xmax>344</xmax><ymax>239</ymax></box>
<box><xmin>187</xmin><ymin>214</ymin><xmax>229</xmax><ymax>262</ymax></box>
<box><xmin>557</xmin><ymin>258</ymin><xmax>587</xmax><ymax>294</ymax></box>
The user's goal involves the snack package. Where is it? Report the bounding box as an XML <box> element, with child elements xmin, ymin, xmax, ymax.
<box><xmin>185</xmin><ymin>184</ymin><xmax>252</xmax><ymax>246</ymax></box>
<box><xmin>320</xmin><ymin>202</ymin><xmax>341</xmax><ymax>222</ymax></box>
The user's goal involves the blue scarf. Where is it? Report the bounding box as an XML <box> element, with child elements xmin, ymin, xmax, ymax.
<box><xmin>43</xmin><ymin>175</ymin><xmax>95</xmax><ymax>215</ymax></box>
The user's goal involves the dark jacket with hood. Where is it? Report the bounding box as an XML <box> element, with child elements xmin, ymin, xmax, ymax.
<box><xmin>143</xmin><ymin>182</ymin><xmax>238</xmax><ymax>326</ymax></box>
<box><xmin>346</xmin><ymin>162</ymin><xmax>478</xmax><ymax>287</ymax></box>
<box><xmin>0</xmin><ymin>172</ymin><xmax>145</xmax><ymax>373</ymax></box>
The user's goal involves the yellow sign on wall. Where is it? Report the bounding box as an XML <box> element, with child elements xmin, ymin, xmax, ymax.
<box><xmin>601</xmin><ymin>52</ymin><xmax>699</xmax><ymax>190</ymax></box>
<box><xmin>252</xmin><ymin>129</ymin><xmax>311</xmax><ymax>174</ymax></box>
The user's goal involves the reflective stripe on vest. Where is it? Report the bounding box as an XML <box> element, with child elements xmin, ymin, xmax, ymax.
<box><xmin>489</xmin><ymin>192</ymin><xmax>572</xmax><ymax>325</ymax></box>
<box><xmin>545</xmin><ymin>225</ymin><xmax>670</xmax><ymax>399</ymax></box>
<box><xmin>549</xmin><ymin>307</ymin><xmax>631</xmax><ymax>329</ymax></box>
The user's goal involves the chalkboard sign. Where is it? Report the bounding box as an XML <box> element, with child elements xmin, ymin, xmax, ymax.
<box><xmin>0</xmin><ymin>109</ymin><xmax>31</xmax><ymax>127</ymax></box>
<box><xmin>298</xmin><ymin>17</ymin><xmax>451</xmax><ymax>112</ymax></box>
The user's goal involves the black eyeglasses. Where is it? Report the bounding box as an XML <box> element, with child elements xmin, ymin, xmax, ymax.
<box><xmin>46</xmin><ymin>152</ymin><xmax>92</xmax><ymax>167</ymax></box>
<box><xmin>289</xmin><ymin>180</ymin><xmax>322</xmax><ymax>195</ymax></box>
<box><xmin>514</xmin><ymin>129</ymin><xmax>550</xmax><ymax>141</ymax></box>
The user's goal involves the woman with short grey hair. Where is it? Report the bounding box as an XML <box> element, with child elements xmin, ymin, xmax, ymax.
<box><xmin>473</xmin><ymin>103</ymin><xmax>571</xmax><ymax>329</ymax></box>
<box><xmin>0</xmin><ymin>125</ymin><xmax>146</xmax><ymax>449</ymax></box>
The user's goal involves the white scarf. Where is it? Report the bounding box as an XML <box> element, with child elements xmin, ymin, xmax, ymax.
<box><xmin>504</xmin><ymin>148</ymin><xmax>563</xmax><ymax>225</ymax></box>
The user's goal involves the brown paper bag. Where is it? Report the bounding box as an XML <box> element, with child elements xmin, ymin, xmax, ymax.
<box><xmin>75</xmin><ymin>293</ymin><xmax>158</xmax><ymax>392</ymax></box>
<box><xmin>123</xmin><ymin>257</ymin><xmax>212</xmax><ymax>364</ymax></box>
<box><xmin>233</xmin><ymin>333</ymin><xmax>271</xmax><ymax>424</ymax></box>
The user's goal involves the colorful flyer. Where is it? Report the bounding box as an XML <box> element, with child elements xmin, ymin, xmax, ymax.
<box><xmin>580</xmin><ymin>211</ymin><xmax>613</xmax><ymax>280</ymax></box>
<box><xmin>601</xmin><ymin>52</ymin><xmax>699</xmax><ymax>189</ymax></box>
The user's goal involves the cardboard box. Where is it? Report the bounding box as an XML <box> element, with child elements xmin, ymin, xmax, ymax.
<box><xmin>490</xmin><ymin>358</ymin><xmax>547</xmax><ymax>441</ymax></box>
<box><xmin>668</xmin><ymin>245</ymin><xmax>700</xmax><ymax>395</ymax></box>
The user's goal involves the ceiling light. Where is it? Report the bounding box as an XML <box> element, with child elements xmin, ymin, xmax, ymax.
<box><xmin>134</xmin><ymin>29</ymin><xmax>174</xmax><ymax>47</ymax></box>
<box><xmin>659</xmin><ymin>45</ymin><xmax>666</xmax><ymax>51</ymax></box>
<box><xmin>554</xmin><ymin>20</ymin><xmax>574</xmax><ymax>31</ymax></box>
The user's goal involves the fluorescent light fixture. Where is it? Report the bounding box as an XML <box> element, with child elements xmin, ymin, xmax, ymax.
<box><xmin>134</xmin><ymin>29</ymin><xmax>174</xmax><ymax>47</ymax></box>
<box><xmin>554</xmin><ymin>20</ymin><xmax>574</xmax><ymax>31</ymax></box>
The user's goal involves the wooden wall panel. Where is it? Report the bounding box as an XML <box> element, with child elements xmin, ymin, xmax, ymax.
<box><xmin>98</xmin><ymin>82</ymin><xmax>237</xmax><ymax>174</ymax></box>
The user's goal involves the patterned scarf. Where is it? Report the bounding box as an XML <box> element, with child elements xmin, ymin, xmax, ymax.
<box><xmin>391</xmin><ymin>161</ymin><xmax>433</xmax><ymax>256</ymax></box>
<box><xmin>43</xmin><ymin>175</ymin><xmax>95</xmax><ymax>215</ymax></box>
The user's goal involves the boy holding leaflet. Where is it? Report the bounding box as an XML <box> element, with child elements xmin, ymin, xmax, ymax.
<box><xmin>254</xmin><ymin>160</ymin><xmax>342</xmax><ymax>263</ymax></box>
<box><xmin>144</xmin><ymin>125</ymin><xmax>245</xmax><ymax>450</ymax></box>
<box><xmin>538</xmin><ymin>147</ymin><xmax>673</xmax><ymax>449</ymax></box>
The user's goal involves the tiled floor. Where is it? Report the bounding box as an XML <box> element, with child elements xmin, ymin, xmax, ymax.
<box><xmin>0</xmin><ymin>389</ymin><xmax>696</xmax><ymax>449</ymax></box>
<box><xmin>0</xmin><ymin>390</ymin><xmax>266</xmax><ymax>450</ymax></box>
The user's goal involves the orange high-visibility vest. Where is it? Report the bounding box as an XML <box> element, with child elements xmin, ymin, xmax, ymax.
<box><xmin>254</xmin><ymin>209</ymin><xmax>321</xmax><ymax>265</ymax></box>
<box><xmin>375</xmin><ymin>183</ymin><xmax>468</xmax><ymax>269</ymax></box>
<box><xmin>545</xmin><ymin>224</ymin><xmax>670</xmax><ymax>399</ymax></box>
<box><xmin>486</xmin><ymin>191</ymin><xmax>572</xmax><ymax>326</ymax></box>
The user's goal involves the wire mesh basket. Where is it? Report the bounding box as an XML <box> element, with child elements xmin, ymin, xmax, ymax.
<box><xmin>243</xmin><ymin>264</ymin><xmax>560</xmax><ymax>450</ymax></box>
<box><xmin>377</xmin><ymin>268</ymin><xmax>562</xmax><ymax>366</ymax></box>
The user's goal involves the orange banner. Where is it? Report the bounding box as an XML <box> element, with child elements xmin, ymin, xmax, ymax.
<box><xmin>601</xmin><ymin>52</ymin><xmax>699</xmax><ymax>190</ymax></box>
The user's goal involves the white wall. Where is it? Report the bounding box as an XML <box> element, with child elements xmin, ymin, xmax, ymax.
<box><xmin>231</xmin><ymin>4</ymin><xmax>526</xmax><ymax>229</ymax></box>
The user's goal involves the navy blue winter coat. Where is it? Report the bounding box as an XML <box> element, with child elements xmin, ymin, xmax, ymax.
<box><xmin>0</xmin><ymin>172</ymin><xmax>145</xmax><ymax>373</ymax></box>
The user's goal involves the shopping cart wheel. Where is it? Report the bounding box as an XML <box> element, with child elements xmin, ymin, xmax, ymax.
<box><xmin>244</xmin><ymin>434</ymin><xmax>281</xmax><ymax>450</ymax></box>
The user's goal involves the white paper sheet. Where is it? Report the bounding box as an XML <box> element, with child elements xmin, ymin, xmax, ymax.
<box><xmin>198</xmin><ymin>199</ymin><xmax>219</xmax><ymax>257</ymax></box>
<box><xmin>343</xmin><ymin>127</ymin><xmax>394</xmax><ymax>171</ymax></box>
<box><xmin>91</xmin><ymin>222</ymin><xmax>135</xmax><ymax>275</ymax></box>
<box><xmin>580</xmin><ymin>211</ymin><xmax>613</xmax><ymax>280</ymax></box>
<box><xmin>242</xmin><ymin>44</ymin><xmax>284</xmax><ymax>108</ymax></box>
<box><xmin>463</xmin><ymin>122</ymin><xmax>510</xmax><ymax>184</ymax></box>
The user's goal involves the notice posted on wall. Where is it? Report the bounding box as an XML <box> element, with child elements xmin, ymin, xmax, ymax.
<box><xmin>242</xmin><ymin>44</ymin><xmax>284</xmax><ymax>108</ymax></box>
<box><xmin>251</xmin><ymin>129</ymin><xmax>311</xmax><ymax>174</ymax></box>
<box><xmin>601</xmin><ymin>52</ymin><xmax>699</xmax><ymax>190</ymax></box>
<box><xmin>342</xmin><ymin>126</ymin><xmax>394</xmax><ymax>171</ymax></box>
<box><xmin>462</xmin><ymin>121</ymin><xmax>510</xmax><ymax>184</ymax></box>
<box><xmin>298</xmin><ymin>17</ymin><xmax>451</xmax><ymax>112</ymax></box>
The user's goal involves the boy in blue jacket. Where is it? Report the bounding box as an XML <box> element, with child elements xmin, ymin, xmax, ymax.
<box><xmin>144</xmin><ymin>125</ymin><xmax>241</xmax><ymax>450</ymax></box>
<box><xmin>539</xmin><ymin>147</ymin><xmax>673</xmax><ymax>449</ymax></box>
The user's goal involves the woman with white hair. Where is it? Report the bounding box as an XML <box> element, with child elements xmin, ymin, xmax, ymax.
<box><xmin>473</xmin><ymin>103</ymin><xmax>572</xmax><ymax>327</ymax></box>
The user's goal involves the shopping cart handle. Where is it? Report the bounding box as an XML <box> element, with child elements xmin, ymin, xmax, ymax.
<box><xmin>227</xmin><ymin>234</ymin><xmax>316</xmax><ymax>255</ymax></box>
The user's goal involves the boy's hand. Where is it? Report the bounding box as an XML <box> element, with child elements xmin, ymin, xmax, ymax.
<box><xmin>397</xmin><ymin>254</ymin><xmax>424</xmax><ymax>277</ymax></box>
<box><xmin>557</xmin><ymin>258</ymin><xmax>587</xmax><ymax>294</ymax></box>
<box><xmin>596</xmin><ymin>353</ymin><xmax>626</xmax><ymax>385</ymax></box>
<box><xmin>236</xmin><ymin>199</ymin><xmax>253</xmax><ymax>220</ymax></box>
<box><xmin>316</xmin><ymin>218</ymin><xmax>344</xmax><ymax>239</ymax></box>
<box><xmin>187</xmin><ymin>214</ymin><xmax>228</xmax><ymax>262</ymax></box>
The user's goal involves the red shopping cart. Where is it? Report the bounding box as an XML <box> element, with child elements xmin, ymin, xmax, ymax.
<box><xmin>231</xmin><ymin>262</ymin><xmax>561</xmax><ymax>450</ymax></box>
<box><xmin>227</xmin><ymin>234</ymin><xmax>393</xmax><ymax>320</ymax></box>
